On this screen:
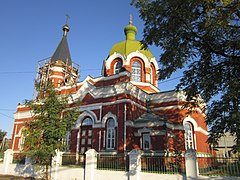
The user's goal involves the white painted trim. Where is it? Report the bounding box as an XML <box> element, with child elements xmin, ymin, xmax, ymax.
<box><xmin>126</xmin><ymin>52</ymin><xmax>150</xmax><ymax>67</ymax></box>
<box><xmin>14</xmin><ymin>111</ymin><xmax>32</xmax><ymax>120</ymax></box>
<box><xmin>130</xmin><ymin>81</ymin><xmax>160</xmax><ymax>92</ymax></box>
<box><xmin>49</xmin><ymin>75</ymin><xmax>64</xmax><ymax>79</ymax></box>
<box><xmin>102</xmin><ymin>112</ymin><xmax>118</xmax><ymax>128</ymax></box>
<box><xmin>12</xmin><ymin>124</ymin><xmax>18</xmax><ymax>150</ymax></box>
<box><xmin>149</xmin><ymin>57</ymin><xmax>159</xmax><ymax>71</ymax></box>
<box><xmin>183</xmin><ymin>116</ymin><xmax>208</xmax><ymax>135</ymax></box>
<box><xmin>74</xmin><ymin>110</ymin><xmax>97</xmax><ymax>129</ymax></box>
<box><xmin>15</xmin><ymin>98</ymin><xmax>194</xmax><ymax>121</ymax></box>
<box><xmin>105</xmin><ymin>52</ymin><xmax>125</xmax><ymax>70</ymax></box>
<box><xmin>50</xmin><ymin>66</ymin><xmax>64</xmax><ymax>72</ymax></box>
<box><xmin>13</xmin><ymin>121</ymin><xmax>25</xmax><ymax>124</ymax></box>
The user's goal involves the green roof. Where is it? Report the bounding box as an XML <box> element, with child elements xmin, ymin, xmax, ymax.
<box><xmin>109</xmin><ymin>23</ymin><xmax>154</xmax><ymax>59</ymax></box>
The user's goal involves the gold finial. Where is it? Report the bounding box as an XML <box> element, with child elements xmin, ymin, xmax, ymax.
<box><xmin>129</xmin><ymin>14</ymin><xmax>132</xmax><ymax>25</ymax></box>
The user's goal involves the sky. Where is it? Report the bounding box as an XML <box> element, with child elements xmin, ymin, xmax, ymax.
<box><xmin>0</xmin><ymin>0</ymin><xmax>182</xmax><ymax>138</ymax></box>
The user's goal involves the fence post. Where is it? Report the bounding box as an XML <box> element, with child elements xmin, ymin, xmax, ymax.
<box><xmin>52</xmin><ymin>149</ymin><xmax>64</xmax><ymax>180</ymax></box>
<box><xmin>85</xmin><ymin>149</ymin><xmax>97</xmax><ymax>180</ymax></box>
<box><xmin>185</xmin><ymin>149</ymin><xmax>198</xmax><ymax>178</ymax></box>
<box><xmin>52</xmin><ymin>149</ymin><xmax>63</xmax><ymax>166</ymax></box>
<box><xmin>3</xmin><ymin>149</ymin><xmax>13</xmax><ymax>174</ymax></box>
<box><xmin>128</xmin><ymin>149</ymin><xmax>142</xmax><ymax>180</ymax></box>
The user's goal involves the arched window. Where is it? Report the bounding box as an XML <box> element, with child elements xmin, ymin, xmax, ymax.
<box><xmin>132</xmin><ymin>61</ymin><xmax>141</xmax><ymax>82</ymax></box>
<box><xmin>150</xmin><ymin>63</ymin><xmax>156</xmax><ymax>85</ymax></box>
<box><xmin>184</xmin><ymin>122</ymin><xmax>194</xmax><ymax>150</ymax></box>
<box><xmin>17</xmin><ymin>128</ymin><xmax>25</xmax><ymax>151</ymax></box>
<box><xmin>106</xmin><ymin>118</ymin><xmax>115</xmax><ymax>149</ymax></box>
<box><xmin>115</xmin><ymin>61</ymin><xmax>122</xmax><ymax>74</ymax></box>
<box><xmin>82</xmin><ymin>117</ymin><xmax>93</xmax><ymax>126</ymax></box>
<box><xmin>150</xmin><ymin>67</ymin><xmax>153</xmax><ymax>84</ymax></box>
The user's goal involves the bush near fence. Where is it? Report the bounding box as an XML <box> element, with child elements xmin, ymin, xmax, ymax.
<box><xmin>198</xmin><ymin>155</ymin><xmax>240</xmax><ymax>177</ymax></box>
<box><xmin>13</xmin><ymin>152</ymin><xmax>26</xmax><ymax>164</ymax></box>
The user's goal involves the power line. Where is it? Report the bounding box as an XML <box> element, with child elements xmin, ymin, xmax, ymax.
<box><xmin>0</xmin><ymin>71</ymin><xmax>35</xmax><ymax>74</ymax></box>
<box><xmin>0</xmin><ymin>109</ymin><xmax>15</xmax><ymax>111</ymax></box>
<box><xmin>158</xmin><ymin>76</ymin><xmax>183</xmax><ymax>84</ymax></box>
<box><xmin>81</xmin><ymin>69</ymin><xmax>101</xmax><ymax>71</ymax></box>
<box><xmin>0</xmin><ymin>70</ymin><xmax>184</xmax><ymax>85</ymax></box>
<box><xmin>0</xmin><ymin>69</ymin><xmax>101</xmax><ymax>74</ymax></box>
<box><xmin>0</xmin><ymin>112</ymin><xmax>14</xmax><ymax>119</ymax></box>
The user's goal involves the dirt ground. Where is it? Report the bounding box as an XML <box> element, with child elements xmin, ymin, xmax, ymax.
<box><xmin>0</xmin><ymin>175</ymin><xmax>39</xmax><ymax>180</ymax></box>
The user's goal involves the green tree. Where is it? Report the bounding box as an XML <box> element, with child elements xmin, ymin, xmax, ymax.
<box><xmin>132</xmin><ymin>0</ymin><xmax>240</xmax><ymax>151</ymax></box>
<box><xmin>0</xmin><ymin>129</ymin><xmax>7</xmax><ymax>152</ymax></box>
<box><xmin>23</xmin><ymin>83</ymin><xmax>80</xmax><ymax>179</ymax></box>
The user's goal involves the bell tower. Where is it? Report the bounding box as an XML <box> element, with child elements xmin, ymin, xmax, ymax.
<box><xmin>34</xmin><ymin>23</ymin><xmax>80</xmax><ymax>95</ymax></box>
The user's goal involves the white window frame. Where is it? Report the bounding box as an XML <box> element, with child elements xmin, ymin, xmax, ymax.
<box><xmin>184</xmin><ymin>122</ymin><xmax>194</xmax><ymax>150</ymax></box>
<box><xmin>142</xmin><ymin>133</ymin><xmax>151</xmax><ymax>150</ymax></box>
<box><xmin>115</xmin><ymin>61</ymin><xmax>122</xmax><ymax>74</ymax></box>
<box><xmin>132</xmin><ymin>61</ymin><xmax>141</xmax><ymax>82</ymax></box>
<box><xmin>106</xmin><ymin>118</ymin><xmax>115</xmax><ymax>150</ymax></box>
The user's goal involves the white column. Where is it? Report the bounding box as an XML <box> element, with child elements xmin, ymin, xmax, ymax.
<box><xmin>128</xmin><ymin>149</ymin><xmax>142</xmax><ymax>180</ymax></box>
<box><xmin>185</xmin><ymin>149</ymin><xmax>198</xmax><ymax>178</ymax></box>
<box><xmin>53</xmin><ymin>149</ymin><xmax>64</xmax><ymax>180</ymax></box>
<box><xmin>3</xmin><ymin>149</ymin><xmax>13</xmax><ymax>174</ymax></box>
<box><xmin>85</xmin><ymin>149</ymin><xmax>97</xmax><ymax>180</ymax></box>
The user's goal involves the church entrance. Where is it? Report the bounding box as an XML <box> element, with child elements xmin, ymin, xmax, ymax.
<box><xmin>80</xmin><ymin>117</ymin><xmax>93</xmax><ymax>153</ymax></box>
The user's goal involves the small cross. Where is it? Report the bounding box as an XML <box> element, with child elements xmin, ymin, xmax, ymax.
<box><xmin>66</xmin><ymin>14</ymin><xmax>70</xmax><ymax>25</ymax></box>
<box><xmin>130</xmin><ymin>14</ymin><xmax>133</xmax><ymax>25</ymax></box>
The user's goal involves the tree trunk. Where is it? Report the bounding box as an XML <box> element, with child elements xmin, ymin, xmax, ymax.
<box><xmin>45</xmin><ymin>165</ymin><xmax>49</xmax><ymax>180</ymax></box>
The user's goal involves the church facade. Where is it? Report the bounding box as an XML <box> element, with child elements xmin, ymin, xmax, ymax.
<box><xmin>11</xmin><ymin>20</ymin><xmax>211</xmax><ymax>156</ymax></box>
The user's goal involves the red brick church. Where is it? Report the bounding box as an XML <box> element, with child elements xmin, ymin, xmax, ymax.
<box><xmin>11</xmin><ymin>20</ymin><xmax>211</xmax><ymax>156</ymax></box>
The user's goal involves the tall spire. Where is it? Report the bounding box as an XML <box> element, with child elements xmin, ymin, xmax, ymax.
<box><xmin>50</xmin><ymin>21</ymin><xmax>72</xmax><ymax>66</ymax></box>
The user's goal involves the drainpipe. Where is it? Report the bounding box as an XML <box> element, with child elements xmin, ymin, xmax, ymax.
<box><xmin>124</xmin><ymin>104</ymin><xmax>127</xmax><ymax>153</ymax></box>
<box><xmin>165</xmin><ymin>120</ymin><xmax>169</xmax><ymax>157</ymax></box>
<box><xmin>98</xmin><ymin>130</ymin><xmax>101</xmax><ymax>153</ymax></box>
<box><xmin>76</xmin><ymin>128</ymin><xmax>81</xmax><ymax>164</ymax></box>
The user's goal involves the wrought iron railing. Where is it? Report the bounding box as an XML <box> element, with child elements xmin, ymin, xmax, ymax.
<box><xmin>198</xmin><ymin>155</ymin><xmax>240</xmax><ymax>177</ymax></box>
<box><xmin>62</xmin><ymin>153</ymin><xmax>85</xmax><ymax>168</ymax></box>
<box><xmin>97</xmin><ymin>153</ymin><xmax>129</xmax><ymax>171</ymax></box>
<box><xmin>141</xmin><ymin>155</ymin><xmax>185</xmax><ymax>174</ymax></box>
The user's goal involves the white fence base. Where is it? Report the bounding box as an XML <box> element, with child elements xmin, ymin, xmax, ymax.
<box><xmin>1</xmin><ymin>163</ymin><xmax>239</xmax><ymax>180</ymax></box>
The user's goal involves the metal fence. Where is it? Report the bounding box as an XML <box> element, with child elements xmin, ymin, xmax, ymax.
<box><xmin>141</xmin><ymin>155</ymin><xmax>185</xmax><ymax>174</ymax></box>
<box><xmin>97</xmin><ymin>154</ymin><xmax>129</xmax><ymax>171</ymax></box>
<box><xmin>62</xmin><ymin>153</ymin><xmax>85</xmax><ymax>168</ymax></box>
<box><xmin>9</xmin><ymin>151</ymin><xmax>240</xmax><ymax>177</ymax></box>
<box><xmin>95</xmin><ymin>153</ymin><xmax>185</xmax><ymax>174</ymax></box>
<box><xmin>198</xmin><ymin>155</ymin><xmax>240</xmax><ymax>177</ymax></box>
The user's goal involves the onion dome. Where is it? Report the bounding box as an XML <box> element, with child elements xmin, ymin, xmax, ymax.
<box><xmin>109</xmin><ymin>18</ymin><xmax>154</xmax><ymax>59</ymax></box>
<box><xmin>50</xmin><ymin>24</ymin><xmax>72</xmax><ymax>66</ymax></box>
